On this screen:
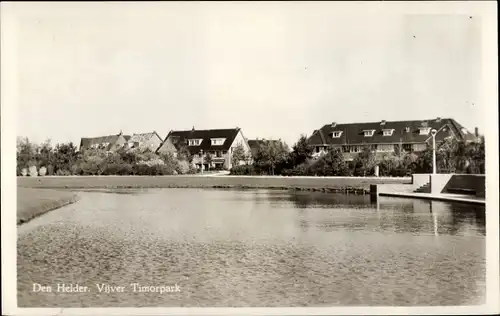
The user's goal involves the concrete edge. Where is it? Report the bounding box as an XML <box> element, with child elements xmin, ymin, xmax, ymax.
<box><xmin>379</xmin><ymin>192</ymin><xmax>486</xmax><ymax>205</ymax></box>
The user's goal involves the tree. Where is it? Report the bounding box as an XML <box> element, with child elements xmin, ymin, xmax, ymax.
<box><xmin>53</xmin><ymin>142</ymin><xmax>78</xmax><ymax>174</ymax></box>
<box><xmin>353</xmin><ymin>147</ymin><xmax>377</xmax><ymax>176</ymax></box>
<box><xmin>253</xmin><ymin>140</ymin><xmax>289</xmax><ymax>175</ymax></box>
<box><xmin>36</xmin><ymin>139</ymin><xmax>54</xmax><ymax>172</ymax></box>
<box><xmin>176</xmin><ymin>142</ymin><xmax>193</xmax><ymax>163</ymax></box>
<box><xmin>231</xmin><ymin>143</ymin><xmax>247</xmax><ymax>167</ymax></box>
<box><xmin>204</xmin><ymin>152</ymin><xmax>213</xmax><ymax>170</ymax></box>
<box><xmin>465</xmin><ymin>140</ymin><xmax>485</xmax><ymax>174</ymax></box>
<box><xmin>309</xmin><ymin>148</ymin><xmax>350</xmax><ymax>176</ymax></box>
<box><xmin>289</xmin><ymin>134</ymin><xmax>313</xmax><ymax>168</ymax></box>
<box><xmin>16</xmin><ymin>137</ymin><xmax>37</xmax><ymax>175</ymax></box>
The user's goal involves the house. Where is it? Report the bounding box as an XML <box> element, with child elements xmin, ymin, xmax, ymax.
<box><xmin>79</xmin><ymin>132</ymin><xmax>128</xmax><ymax>152</ymax></box>
<box><xmin>156</xmin><ymin>127</ymin><xmax>251</xmax><ymax>170</ymax></box>
<box><xmin>125</xmin><ymin>131</ymin><xmax>163</xmax><ymax>152</ymax></box>
<box><xmin>307</xmin><ymin>118</ymin><xmax>479</xmax><ymax>160</ymax></box>
<box><xmin>247</xmin><ymin>139</ymin><xmax>281</xmax><ymax>158</ymax></box>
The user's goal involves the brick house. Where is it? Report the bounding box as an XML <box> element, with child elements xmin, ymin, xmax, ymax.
<box><xmin>307</xmin><ymin>118</ymin><xmax>479</xmax><ymax>160</ymax></box>
<box><xmin>79</xmin><ymin>132</ymin><xmax>128</xmax><ymax>152</ymax></box>
<box><xmin>156</xmin><ymin>127</ymin><xmax>251</xmax><ymax>170</ymax></box>
<box><xmin>125</xmin><ymin>131</ymin><xmax>163</xmax><ymax>152</ymax></box>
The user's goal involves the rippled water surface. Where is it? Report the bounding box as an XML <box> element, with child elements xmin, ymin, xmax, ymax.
<box><xmin>18</xmin><ymin>189</ymin><xmax>486</xmax><ymax>307</ymax></box>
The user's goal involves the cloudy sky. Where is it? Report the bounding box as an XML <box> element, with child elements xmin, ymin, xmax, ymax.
<box><xmin>7</xmin><ymin>2</ymin><xmax>487</xmax><ymax>146</ymax></box>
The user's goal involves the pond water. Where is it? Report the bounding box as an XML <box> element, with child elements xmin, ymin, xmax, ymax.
<box><xmin>17</xmin><ymin>189</ymin><xmax>486</xmax><ymax>307</ymax></box>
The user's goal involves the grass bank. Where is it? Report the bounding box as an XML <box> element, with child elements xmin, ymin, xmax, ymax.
<box><xmin>17</xmin><ymin>188</ymin><xmax>79</xmax><ymax>225</ymax></box>
<box><xmin>17</xmin><ymin>175</ymin><xmax>411</xmax><ymax>193</ymax></box>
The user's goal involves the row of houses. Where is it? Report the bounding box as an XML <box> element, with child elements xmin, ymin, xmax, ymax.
<box><xmin>307</xmin><ymin>117</ymin><xmax>480</xmax><ymax>160</ymax></box>
<box><xmin>79</xmin><ymin>117</ymin><xmax>480</xmax><ymax>170</ymax></box>
<box><xmin>79</xmin><ymin>127</ymin><xmax>252</xmax><ymax>170</ymax></box>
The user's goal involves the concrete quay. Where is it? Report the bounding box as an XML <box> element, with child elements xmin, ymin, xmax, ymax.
<box><xmin>372</xmin><ymin>174</ymin><xmax>486</xmax><ymax>205</ymax></box>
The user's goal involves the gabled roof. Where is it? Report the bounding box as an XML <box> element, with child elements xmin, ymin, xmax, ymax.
<box><xmin>307</xmin><ymin>118</ymin><xmax>477</xmax><ymax>146</ymax></box>
<box><xmin>162</xmin><ymin>128</ymin><xmax>241</xmax><ymax>154</ymax></box>
<box><xmin>128</xmin><ymin>131</ymin><xmax>163</xmax><ymax>143</ymax></box>
<box><xmin>79</xmin><ymin>134</ymin><xmax>123</xmax><ymax>150</ymax></box>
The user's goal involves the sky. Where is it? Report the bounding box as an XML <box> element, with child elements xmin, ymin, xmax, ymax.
<box><xmin>9</xmin><ymin>2</ymin><xmax>486</xmax><ymax>147</ymax></box>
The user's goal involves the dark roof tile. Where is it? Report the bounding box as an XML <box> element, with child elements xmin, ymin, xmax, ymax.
<box><xmin>162</xmin><ymin>128</ymin><xmax>241</xmax><ymax>155</ymax></box>
<box><xmin>307</xmin><ymin>118</ymin><xmax>477</xmax><ymax>145</ymax></box>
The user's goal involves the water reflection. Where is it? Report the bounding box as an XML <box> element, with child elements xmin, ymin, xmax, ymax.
<box><xmin>282</xmin><ymin>190</ymin><xmax>485</xmax><ymax>237</ymax></box>
<box><xmin>18</xmin><ymin>189</ymin><xmax>486</xmax><ymax>307</ymax></box>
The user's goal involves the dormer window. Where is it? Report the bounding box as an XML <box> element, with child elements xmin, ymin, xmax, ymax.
<box><xmin>331</xmin><ymin>131</ymin><xmax>343</xmax><ymax>138</ymax></box>
<box><xmin>188</xmin><ymin>139</ymin><xmax>203</xmax><ymax>146</ymax></box>
<box><xmin>382</xmin><ymin>129</ymin><xmax>394</xmax><ymax>136</ymax></box>
<box><xmin>363</xmin><ymin>130</ymin><xmax>376</xmax><ymax>137</ymax></box>
<box><xmin>418</xmin><ymin>127</ymin><xmax>431</xmax><ymax>135</ymax></box>
<box><xmin>211</xmin><ymin>138</ymin><xmax>226</xmax><ymax>146</ymax></box>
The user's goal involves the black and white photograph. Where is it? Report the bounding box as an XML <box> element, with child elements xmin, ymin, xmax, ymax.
<box><xmin>1</xmin><ymin>1</ymin><xmax>498</xmax><ymax>315</ymax></box>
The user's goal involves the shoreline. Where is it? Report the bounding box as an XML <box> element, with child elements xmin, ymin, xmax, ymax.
<box><xmin>17</xmin><ymin>188</ymin><xmax>80</xmax><ymax>225</ymax></box>
<box><xmin>17</xmin><ymin>175</ymin><xmax>411</xmax><ymax>192</ymax></box>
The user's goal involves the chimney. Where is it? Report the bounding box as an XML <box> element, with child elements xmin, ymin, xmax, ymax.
<box><xmin>436</xmin><ymin>117</ymin><xmax>442</xmax><ymax>122</ymax></box>
<box><xmin>380</xmin><ymin>120</ymin><xmax>386</xmax><ymax>125</ymax></box>
<box><xmin>475</xmin><ymin>127</ymin><xmax>479</xmax><ymax>137</ymax></box>
<box><xmin>192</xmin><ymin>126</ymin><xmax>195</xmax><ymax>131</ymax></box>
<box><xmin>331</xmin><ymin>122</ymin><xmax>337</xmax><ymax>128</ymax></box>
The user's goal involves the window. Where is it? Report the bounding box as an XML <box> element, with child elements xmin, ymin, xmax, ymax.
<box><xmin>343</xmin><ymin>145</ymin><xmax>362</xmax><ymax>153</ymax></box>
<box><xmin>418</xmin><ymin>127</ymin><xmax>431</xmax><ymax>135</ymax></box>
<box><xmin>382</xmin><ymin>129</ymin><xmax>394</xmax><ymax>136</ymax></box>
<box><xmin>352</xmin><ymin>146</ymin><xmax>362</xmax><ymax>153</ymax></box>
<box><xmin>211</xmin><ymin>138</ymin><xmax>226</xmax><ymax>146</ymax></box>
<box><xmin>188</xmin><ymin>139</ymin><xmax>202</xmax><ymax>146</ymax></box>
<box><xmin>412</xmin><ymin>143</ymin><xmax>427</xmax><ymax>152</ymax></box>
<box><xmin>222</xmin><ymin>150</ymin><xmax>227</xmax><ymax>155</ymax></box>
<box><xmin>377</xmin><ymin>144</ymin><xmax>394</xmax><ymax>152</ymax></box>
<box><xmin>402</xmin><ymin>144</ymin><xmax>412</xmax><ymax>151</ymax></box>
<box><xmin>363</xmin><ymin>130</ymin><xmax>375</xmax><ymax>137</ymax></box>
<box><xmin>404</xmin><ymin>127</ymin><xmax>410</xmax><ymax>133</ymax></box>
<box><xmin>331</xmin><ymin>131</ymin><xmax>343</xmax><ymax>138</ymax></box>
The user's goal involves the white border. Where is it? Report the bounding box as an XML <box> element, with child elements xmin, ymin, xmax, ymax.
<box><xmin>2</xmin><ymin>1</ymin><xmax>498</xmax><ymax>315</ymax></box>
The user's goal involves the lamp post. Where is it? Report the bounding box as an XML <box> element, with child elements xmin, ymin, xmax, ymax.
<box><xmin>431</xmin><ymin>129</ymin><xmax>437</xmax><ymax>174</ymax></box>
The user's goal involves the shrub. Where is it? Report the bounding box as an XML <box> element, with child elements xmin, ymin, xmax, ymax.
<box><xmin>308</xmin><ymin>149</ymin><xmax>350</xmax><ymax>176</ymax></box>
<box><xmin>281</xmin><ymin>163</ymin><xmax>309</xmax><ymax>176</ymax></box>
<box><xmin>101</xmin><ymin>163</ymin><xmax>133</xmax><ymax>175</ymax></box>
<box><xmin>28</xmin><ymin>165</ymin><xmax>38</xmax><ymax>177</ymax></box>
<box><xmin>55</xmin><ymin>169</ymin><xmax>72</xmax><ymax>176</ymax></box>
<box><xmin>75</xmin><ymin>161</ymin><xmax>100</xmax><ymax>175</ymax></box>
<box><xmin>230</xmin><ymin>165</ymin><xmax>256</xmax><ymax>175</ymax></box>
<box><xmin>39</xmin><ymin>166</ymin><xmax>47</xmax><ymax>176</ymax></box>
<box><xmin>177</xmin><ymin>160</ymin><xmax>191</xmax><ymax>175</ymax></box>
